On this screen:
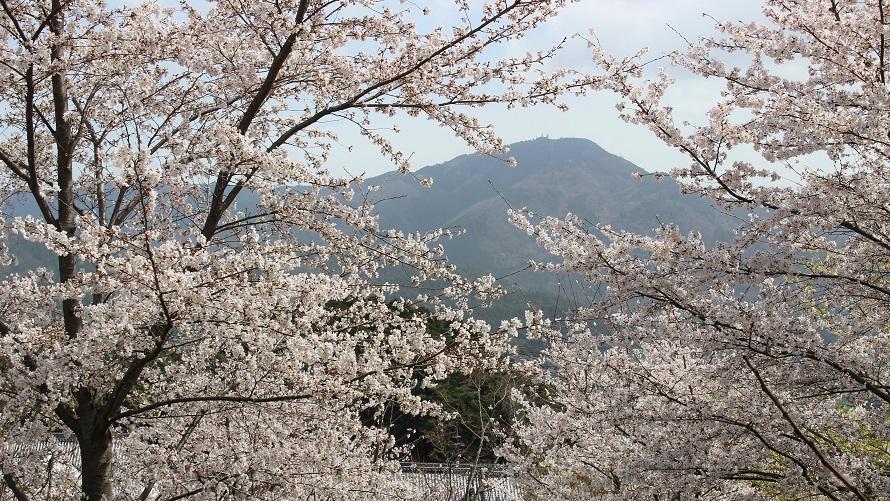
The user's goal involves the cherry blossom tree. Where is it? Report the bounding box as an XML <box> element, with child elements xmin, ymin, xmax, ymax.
<box><xmin>0</xmin><ymin>0</ymin><xmax>596</xmax><ymax>498</ymax></box>
<box><xmin>506</xmin><ymin>1</ymin><xmax>890</xmax><ymax>499</ymax></box>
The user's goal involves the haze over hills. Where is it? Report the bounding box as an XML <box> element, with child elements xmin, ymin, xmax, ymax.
<box><xmin>370</xmin><ymin>137</ymin><xmax>734</xmax><ymax>321</ymax></box>
<box><xmin>1</xmin><ymin>137</ymin><xmax>734</xmax><ymax>327</ymax></box>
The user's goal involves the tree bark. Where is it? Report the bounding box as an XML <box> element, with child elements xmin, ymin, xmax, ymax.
<box><xmin>49</xmin><ymin>0</ymin><xmax>80</xmax><ymax>339</ymax></box>
<box><xmin>47</xmin><ymin>1</ymin><xmax>111</xmax><ymax>498</ymax></box>
<box><xmin>76</xmin><ymin>391</ymin><xmax>113</xmax><ymax>501</ymax></box>
<box><xmin>78</xmin><ymin>425</ymin><xmax>114</xmax><ymax>501</ymax></box>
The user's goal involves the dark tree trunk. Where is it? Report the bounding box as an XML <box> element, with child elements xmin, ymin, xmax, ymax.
<box><xmin>78</xmin><ymin>422</ymin><xmax>113</xmax><ymax>500</ymax></box>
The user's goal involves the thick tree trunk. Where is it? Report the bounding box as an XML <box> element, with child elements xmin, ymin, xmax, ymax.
<box><xmin>46</xmin><ymin>2</ymin><xmax>107</xmax><ymax>496</ymax></box>
<box><xmin>78</xmin><ymin>424</ymin><xmax>113</xmax><ymax>500</ymax></box>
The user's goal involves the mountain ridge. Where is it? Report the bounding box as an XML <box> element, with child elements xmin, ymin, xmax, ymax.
<box><xmin>371</xmin><ymin>137</ymin><xmax>732</xmax><ymax>284</ymax></box>
<box><xmin>2</xmin><ymin>137</ymin><xmax>733</xmax><ymax>328</ymax></box>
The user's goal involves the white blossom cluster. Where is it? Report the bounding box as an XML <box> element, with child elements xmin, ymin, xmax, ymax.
<box><xmin>0</xmin><ymin>0</ymin><xmax>595</xmax><ymax>498</ymax></box>
<box><xmin>505</xmin><ymin>1</ymin><xmax>890</xmax><ymax>499</ymax></box>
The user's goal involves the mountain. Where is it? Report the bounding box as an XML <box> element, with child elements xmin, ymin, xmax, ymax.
<box><xmin>369</xmin><ymin>137</ymin><xmax>733</xmax><ymax>312</ymax></box>
<box><xmin>1</xmin><ymin>194</ymin><xmax>57</xmax><ymax>275</ymax></box>
<box><xmin>1</xmin><ymin>137</ymin><xmax>734</xmax><ymax>335</ymax></box>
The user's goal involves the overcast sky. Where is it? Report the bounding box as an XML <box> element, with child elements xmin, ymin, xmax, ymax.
<box><xmin>142</xmin><ymin>0</ymin><xmax>770</xmax><ymax>178</ymax></box>
<box><xmin>324</xmin><ymin>0</ymin><xmax>767</xmax><ymax>178</ymax></box>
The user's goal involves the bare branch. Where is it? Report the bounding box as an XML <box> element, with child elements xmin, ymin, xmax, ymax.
<box><xmin>744</xmin><ymin>357</ymin><xmax>867</xmax><ymax>501</ymax></box>
<box><xmin>114</xmin><ymin>393</ymin><xmax>313</xmax><ymax>421</ymax></box>
<box><xmin>2</xmin><ymin>473</ymin><xmax>30</xmax><ymax>501</ymax></box>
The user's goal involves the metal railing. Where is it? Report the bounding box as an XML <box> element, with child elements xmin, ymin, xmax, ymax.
<box><xmin>398</xmin><ymin>462</ymin><xmax>522</xmax><ymax>501</ymax></box>
<box><xmin>4</xmin><ymin>441</ymin><xmax>523</xmax><ymax>500</ymax></box>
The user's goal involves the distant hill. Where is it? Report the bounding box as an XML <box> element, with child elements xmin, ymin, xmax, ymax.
<box><xmin>1</xmin><ymin>137</ymin><xmax>734</xmax><ymax>337</ymax></box>
<box><xmin>1</xmin><ymin>193</ymin><xmax>57</xmax><ymax>276</ymax></box>
<box><xmin>369</xmin><ymin>137</ymin><xmax>733</xmax><ymax>323</ymax></box>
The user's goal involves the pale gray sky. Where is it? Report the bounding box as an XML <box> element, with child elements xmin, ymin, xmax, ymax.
<box><xmin>136</xmin><ymin>0</ymin><xmax>770</xmax><ymax>178</ymax></box>
<box><xmin>325</xmin><ymin>0</ymin><xmax>767</xmax><ymax>178</ymax></box>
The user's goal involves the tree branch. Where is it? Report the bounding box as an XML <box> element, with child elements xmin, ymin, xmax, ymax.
<box><xmin>2</xmin><ymin>472</ymin><xmax>30</xmax><ymax>501</ymax></box>
<box><xmin>0</xmin><ymin>148</ymin><xmax>29</xmax><ymax>181</ymax></box>
<box><xmin>31</xmin><ymin>0</ymin><xmax>71</xmax><ymax>41</ymax></box>
<box><xmin>201</xmin><ymin>0</ymin><xmax>310</xmax><ymax>240</ymax></box>
<box><xmin>743</xmin><ymin>356</ymin><xmax>867</xmax><ymax>500</ymax></box>
<box><xmin>267</xmin><ymin>0</ymin><xmax>525</xmax><ymax>153</ymax></box>
<box><xmin>24</xmin><ymin>64</ymin><xmax>58</xmax><ymax>226</ymax></box>
<box><xmin>0</xmin><ymin>0</ymin><xmax>28</xmax><ymax>43</ymax></box>
<box><xmin>113</xmin><ymin>393</ymin><xmax>313</xmax><ymax>421</ymax></box>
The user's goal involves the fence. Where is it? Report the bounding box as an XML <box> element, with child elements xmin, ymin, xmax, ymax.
<box><xmin>399</xmin><ymin>462</ymin><xmax>522</xmax><ymax>501</ymax></box>
<box><xmin>3</xmin><ymin>441</ymin><xmax>523</xmax><ymax>500</ymax></box>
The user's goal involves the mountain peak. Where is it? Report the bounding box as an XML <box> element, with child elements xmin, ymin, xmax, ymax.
<box><xmin>507</xmin><ymin>136</ymin><xmax>607</xmax><ymax>155</ymax></box>
<box><xmin>402</xmin><ymin>137</ymin><xmax>640</xmax><ymax>184</ymax></box>
<box><xmin>372</xmin><ymin>135</ymin><xmax>727</xmax><ymax>243</ymax></box>
<box><xmin>369</xmin><ymin>136</ymin><xmax>732</xmax><ymax>325</ymax></box>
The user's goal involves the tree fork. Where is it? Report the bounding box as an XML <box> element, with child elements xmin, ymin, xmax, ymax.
<box><xmin>48</xmin><ymin>0</ymin><xmax>112</xmax><ymax>498</ymax></box>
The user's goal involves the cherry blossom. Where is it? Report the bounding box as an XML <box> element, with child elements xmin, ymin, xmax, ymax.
<box><xmin>0</xmin><ymin>0</ymin><xmax>595</xmax><ymax>498</ymax></box>
<box><xmin>507</xmin><ymin>1</ymin><xmax>890</xmax><ymax>499</ymax></box>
